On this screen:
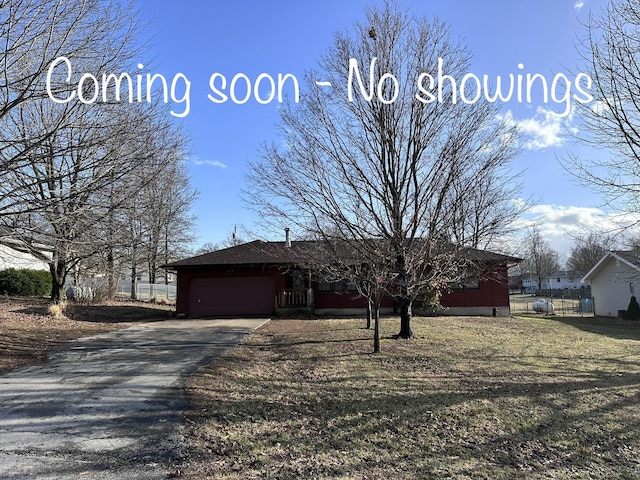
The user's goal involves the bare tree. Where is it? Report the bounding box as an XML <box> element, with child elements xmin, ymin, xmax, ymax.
<box><xmin>0</xmin><ymin>0</ymin><xmax>145</xmax><ymax>193</ymax></box>
<box><xmin>567</xmin><ymin>232</ymin><xmax>613</xmax><ymax>274</ymax></box>
<box><xmin>0</xmin><ymin>0</ymin><xmax>198</xmax><ymax>302</ymax></box>
<box><xmin>447</xmin><ymin>171</ymin><xmax>527</xmax><ymax>251</ymax></box>
<box><xmin>564</xmin><ymin>0</ymin><xmax>640</xmax><ymax>218</ymax></box>
<box><xmin>308</xmin><ymin>238</ymin><xmax>395</xmax><ymax>352</ymax></box>
<box><xmin>246</xmin><ymin>3</ymin><xmax>521</xmax><ymax>339</ymax></box>
<box><xmin>89</xmin><ymin>120</ymin><xmax>195</xmax><ymax>298</ymax></box>
<box><xmin>2</xmin><ymin>101</ymin><xmax>169</xmax><ymax>301</ymax></box>
<box><xmin>140</xmin><ymin>152</ymin><xmax>197</xmax><ymax>285</ymax></box>
<box><xmin>192</xmin><ymin>227</ymin><xmax>247</xmax><ymax>257</ymax></box>
<box><xmin>523</xmin><ymin>227</ymin><xmax>561</xmax><ymax>292</ymax></box>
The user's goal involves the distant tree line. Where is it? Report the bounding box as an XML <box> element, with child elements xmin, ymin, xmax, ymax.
<box><xmin>0</xmin><ymin>0</ymin><xmax>197</xmax><ymax>302</ymax></box>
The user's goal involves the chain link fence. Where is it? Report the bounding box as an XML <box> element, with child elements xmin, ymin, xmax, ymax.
<box><xmin>510</xmin><ymin>293</ymin><xmax>594</xmax><ymax>317</ymax></box>
<box><xmin>115</xmin><ymin>281</ymin><xmax>176</xmax><ymax>303</ymax></box>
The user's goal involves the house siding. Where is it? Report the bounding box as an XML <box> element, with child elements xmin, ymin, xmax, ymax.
<box><xmin>174</xmin><ymin>262</ymin><xmax>513</xmax><ymax>317</ymax></box>
<box><xmin>591</xmin><ymin>259</ymin><xmax>640</xmax><ymax>317</ymax></box>
<box><xmin>441</xmin><ymin>264</ymin><xmax>511</xmax><ymax>317</ymax></box>
<box><xmin>0</xmin><ymin>244</ymin><xmax>49</xmax><ymax>271</ymax></box>
<box><xmin>313</xmin><ymin>288</ymin><xmax>394</xmax><ymax>315</ymax></box>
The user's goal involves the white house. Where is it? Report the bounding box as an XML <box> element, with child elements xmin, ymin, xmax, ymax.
<box><xmin>546</xmin><ymin>270</ymin><xmax>588</xmax><ymax>290</ymax></box>
<box><xmin>0</xmin><ymin>243</ymin><xmax>49</xmax><ymax>271</ymax></box>
<box><xmin>582</xmin><ymin>251</ymin><xmax>640</xmax><ymax>317</ymax></box>
<box><xmin>521</xmin><ymin>270</ymin><xmax>587</xmax><ymax>294</ymax></box>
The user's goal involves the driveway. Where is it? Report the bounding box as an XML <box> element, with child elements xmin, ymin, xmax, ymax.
<box><xmin>0</xmin><ymin>318</ymin><xmax>268</xmax><ymax>479</ymax></box>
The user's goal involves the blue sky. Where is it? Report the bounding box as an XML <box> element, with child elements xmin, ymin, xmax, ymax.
<box><xmin>135</xmin><ymin>0</ymin><xmax>614</xmax><ymax>261</ymax></box>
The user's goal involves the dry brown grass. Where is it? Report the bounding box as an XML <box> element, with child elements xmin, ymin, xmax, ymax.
<box><xmin>182</xmin><ymin>315</ymin><xmax>640</xmax><ymax>479</ymax></box>
<box><xmin>0</xmin><ymin>296</ymin><xmax>173</xmax><ymax>372</ymax></box>
<box><xmin>47</xmin><ymin>301</ymin><xmax>67</xmax><ymax>318</ymax></box>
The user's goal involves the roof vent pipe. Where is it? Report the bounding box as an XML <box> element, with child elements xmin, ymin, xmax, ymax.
<box><xmin>285</xmin><ymin>228</ymin><xmax>291</xmax><ymax>248</ymax></box>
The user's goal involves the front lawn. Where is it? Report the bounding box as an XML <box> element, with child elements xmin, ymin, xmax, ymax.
<box><xmin>182</xmin><ymin>315</ymin><xmax>640</xmax><ymax>479</ymax></box>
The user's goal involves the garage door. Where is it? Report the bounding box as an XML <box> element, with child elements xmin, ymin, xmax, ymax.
<box><xmin>187</xmin><ymin>276</ymin><xmax>276</xmax><ymax>316</ymax></box>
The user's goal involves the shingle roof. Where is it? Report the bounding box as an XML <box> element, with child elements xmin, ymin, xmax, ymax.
<box><xmin>166</xmin><ymin>240</ymin><xmax>311</xmax><ymax>267</ymax></box>
<box><xmin>165</xmin><ymin>240</ymin><xmax>521</xmax><ymax>269</ymax></box>
<box><xmin>548</xmin><ymin>270</ymin><xmax>584</xmax><ymax>278</ymax></box>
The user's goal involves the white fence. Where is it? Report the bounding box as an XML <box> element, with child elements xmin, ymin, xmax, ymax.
<box><xmin>116</xmin><ymin>281</ymin><xmax>176</xmax><ymax>302</ymax></box>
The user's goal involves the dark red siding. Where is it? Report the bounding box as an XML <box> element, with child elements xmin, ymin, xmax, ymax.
<box><xmin>174</xmin><ymin>263</ymin><xmax>510</xmax><ymax>317</ymax></box>
<box><xmin>441</xmin><ymin>264</ymin><xmax>510</xmax><ymax>308</ymax></box>
<box><xmin>314</xmin><ymin>290</ymin><xmax>394</xmax><ymax>310</ymax></box>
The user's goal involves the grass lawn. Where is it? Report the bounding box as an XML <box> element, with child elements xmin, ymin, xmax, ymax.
<box><xmin>182</xmin><ymin>314</ymin><xmax>640</xmax><ymax>479</ymax></box>
<box><xmin>0</xmin><ymin>296</ymin><xmax>173</xmax><ymax>372</ymax></box>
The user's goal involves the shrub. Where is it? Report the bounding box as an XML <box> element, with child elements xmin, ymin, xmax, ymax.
<box><xmin>0</xmin><ymin>268</ymin><xmax>51</xmax><ymax>296</ymax></box>
<box><xmin>48</xmin><ymin>301</ymin><xmax>67</xmax><ymax>317</ymax></box>
<box><xmin>25</xmin><ymin>270</ymin><xmax>51</xmax><ymax>296</ymax></box>
<box><xmin>627</xmin><ymin>295</ymin><xmax>640</xmax><ymax>320</ymax></box>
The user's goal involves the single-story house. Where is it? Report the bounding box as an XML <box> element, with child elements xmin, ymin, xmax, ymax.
<box><xmin>582</xmin><ymin>250</ymin><xmax>640</xmax><ymax>317</ymax></box>
<box><xmin>165</xmin><ymin>238</ymin><xmax>521</xmax><ymax>318</ymax></box>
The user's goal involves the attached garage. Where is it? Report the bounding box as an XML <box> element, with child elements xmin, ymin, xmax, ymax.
<box><xmin>188</xmin><ymin>276</ymin><xmax>276</xmax><ymax>316</ymax></box>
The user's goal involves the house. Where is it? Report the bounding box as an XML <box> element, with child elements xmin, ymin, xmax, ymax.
<box><xmin>0</xmin><ymin>238</ymin><xmax>50</xmax><ymax>271</ymax></box>
<box><xmin>582</xmin><ymin>251</ymin><xmax>640</xmax><ymax>317</ymax></box>
<box><xmin>165</xmin><ymin>238</ymin><xmax>521</xmax><ymax>318</ymax></box>
<box><xmin>521</xmin><ymin>270</ymin><xmax>587</xmax><ymax>294</ymax></box>
<box><xmin>548</xmin><ymin>270</ymin><xmax>588</xmax><ymax>290</ymax></box>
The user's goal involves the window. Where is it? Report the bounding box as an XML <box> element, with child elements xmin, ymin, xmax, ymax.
<box><xmin>317</xmin><ymin>279</ymin><xmax>331</xmax><ymax>292</ymax></box>
<box><xmin>452</xmin><ymin>269</ymin><xmax>481</xmax><ymax>290</ymax></box>
<box><xmin>450</xmin><ymin>263</ymin><xmax>484</xmax><ymax>290</ymax></box>
<box><xmin>317</xmin><ymin>278</ymin><xmax>357</xmax><ymax>292</ymax></box>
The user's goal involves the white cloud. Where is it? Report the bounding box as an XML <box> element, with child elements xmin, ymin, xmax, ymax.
<box><xmin>499</xmin><ymin>107</ymin><xmax>577</xmax><ymax>150</ymax></box>
<box><xmin>513</xmin><ymin>203</ymin><xmax>640</xmax><ymax>259</ymax></box>
<box><xmin>574</xmin><ymin>1</ymin><xmax>585</xmax><ymax>13</ymax></box>
<box><xmin>193</xmin><ymin>159</ymin><xmax>228</xmax><ymax>168</ymax></box>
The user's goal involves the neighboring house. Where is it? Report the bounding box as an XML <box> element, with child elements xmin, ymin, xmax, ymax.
<box><xmin>521</xmin><ymin>270</ymin><xmax>587</xmax><ymax>294</ymax></box>
<box><xmin>546</xmin><ymin>270</ymin><xmax>587</xmax><ymax>290</ymax></box>
<box><xmin>0</xmin><ymin>242</ymin><xmax>49</xmax><ymax>271</ymax></box>
<box><xmin>582</xmin><ymin>251</ymin><xmax>640</xmax><ymax>317</ymax></box>
<box><xmin>521</xmin><ymin>276</ymin><xmax>538</xmax><ymax>294</ymax></box>
<box><xmin>165</xmin><ymin>239</ymin><xmax>521</xmax><ymax>318</ymax></box>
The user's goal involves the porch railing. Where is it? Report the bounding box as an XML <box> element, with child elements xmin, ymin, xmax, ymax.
<box><xmin>277</xmin><ymin>288</ymin><xmax>314</xmax><ymax>308</ymax></box>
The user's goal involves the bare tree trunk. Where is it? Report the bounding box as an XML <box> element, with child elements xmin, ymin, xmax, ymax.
<box><xmin>373</xmin><ymin>301</ymin><xmax>381</xmax><ymax>353</ymax></box>
<box><xmin>49</xmin><ymin>255</ymin><xmax>66</xmax><ymax>304</ymax></box>
<box><xmin>366</xmin><ymin>299</ymin><xmax>372</xmax><ymax>329</ymax></box>
<box><xmin>130</xmin><ymin>260</ymin><xmax>137</xmax><ymax>301</ymax></box>
<box><xmin>398</xmin><ymin>297</ymin><xmax>413</xmax><ymax>339</ymax></box>
<box><xmin>107</xmin><ymin>249</ymin><xmax>115</xmax><ymax>297</ymax></box>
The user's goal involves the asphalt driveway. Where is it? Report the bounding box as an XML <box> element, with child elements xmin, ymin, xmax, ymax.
<box><xmin>0</xmin><ymin>318</ymin><xmax>268</xmax><ymax>479</ymax></box>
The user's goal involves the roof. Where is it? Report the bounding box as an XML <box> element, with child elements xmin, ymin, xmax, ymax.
<box><xmin>166</xmin><ymin>240</ymin><xmax>312</xmax><ymax>268</ymax></box>
<box><xmin>582</xmin><ymin>250</ymin><xmax>640</xmax><ymax>283</ymax></box>
<box><xmin>0</xmin><ymin>226</ymin><xmax>53</xmax><ymax>258</ymax></box>
<box><xmin>548</xmin><ymin>270</ymin><xmax>585</xmax><ymax>278</ymax></box>
<box><xmin>165</xmin><ymin>240</ymin><xmax>522</xmax><ymax>269</ymax></box>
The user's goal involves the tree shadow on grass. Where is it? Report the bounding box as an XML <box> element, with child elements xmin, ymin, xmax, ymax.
<box><xmin>547</xmin><ymin>315</ymin><xmax>640</xmax><ymax>342</ymax></box>
<box><xmin>184</xmin><ymin>358</ymin><xmax>640</xmax><ymax>479</ymax></box>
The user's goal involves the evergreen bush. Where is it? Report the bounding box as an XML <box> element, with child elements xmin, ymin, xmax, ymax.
<box><xmin>0</xmin><ymin>268</ymin><xmax>51</xmax><ymax>296</ymax></box>
<box><xmin>627</xmin><ymin>295</ymin><xmax>640</xmax><ymax>320</ymax></box>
